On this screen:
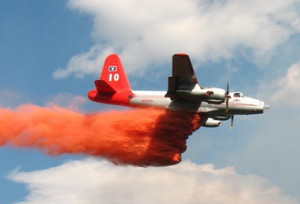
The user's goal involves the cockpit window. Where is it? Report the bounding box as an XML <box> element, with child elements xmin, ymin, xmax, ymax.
<box><xmin>233</xmin><ymin>92</ymin><xmax>244</xmax><ymax>98</ymax></box>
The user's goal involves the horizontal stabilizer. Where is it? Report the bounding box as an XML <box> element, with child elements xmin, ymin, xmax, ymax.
<box><xmin>94</xmin><ymin>80</ymin><xmax>116</xmax><ymax>94</ymax></box>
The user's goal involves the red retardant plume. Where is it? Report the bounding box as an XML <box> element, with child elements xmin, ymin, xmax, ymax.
<box><xmin>0</xmin><ymin>105</ymin><xmax>202</xmax><ymax>166</ymax></box>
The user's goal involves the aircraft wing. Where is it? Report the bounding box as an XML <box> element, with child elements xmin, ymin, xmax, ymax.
<box><xmin>166</xmin><ymin>54</ymin><xmax>199</xmax><ymax>100</ymax></box>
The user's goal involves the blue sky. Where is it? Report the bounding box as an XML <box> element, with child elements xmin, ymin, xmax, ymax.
<box><xmin>1</xmin><ymin>0</ymin><xmax>300</xmax><ymax>203</ymax></box>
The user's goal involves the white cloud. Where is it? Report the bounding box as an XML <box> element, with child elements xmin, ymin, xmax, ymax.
<box><xmin>259</xmin><ymin>60</ymin><xmax>300</xmax><ymax>106</ymax></box>
<box><xmin>270</xmin><ymin>60</ymin><xmax>300</xmax><ymax>105</ymax></box>
<box><xmin>53</xmin><ymin>0</ymin><xmax>300</xmax><ymax>78</ymax></box>
<box><xmin>10</xmin><ymin>159</ymin><xmax>298</xmax><ymax>204</ymax></box>
<box><xmin>53</xmin><ymin>46</ymin><xmax>114</xmax><ymax>79</ymax></box>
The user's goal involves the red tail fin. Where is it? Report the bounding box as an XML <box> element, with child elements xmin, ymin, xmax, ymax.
<box><xmin>96</xmin><ymin>54</ymin><xmax>132</xmax><ymax>93</ymax></box>
<box><xmin>88</xmin><ymin>54</ymin><xmax>133</xmax><ymax>106</ymax></box>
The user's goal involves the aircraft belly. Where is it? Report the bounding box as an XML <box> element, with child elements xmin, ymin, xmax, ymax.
<box><xmin>209</xmin><ymin>104</ymin><xmax>263</xmax><ymax>115</ymax></box>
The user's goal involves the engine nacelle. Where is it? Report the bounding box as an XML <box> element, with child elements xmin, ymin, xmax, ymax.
<box><xmin>212</xmin><ymin>115</ymin><xmax>231</xmax><ymax>121</ymax></box>
<box><xmin>202</xmin><ymin>118</ymin><xmax>221</xmax><ymax>127</ymax></box>
<box><xmin>177</xmin><ymin>86</ymin><xmax>226</xmax><ymax>104</ymax></box>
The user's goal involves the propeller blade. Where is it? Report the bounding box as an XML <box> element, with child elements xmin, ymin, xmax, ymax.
<box><xmin>226</xmin><ymin>81</ymin><xmax>229</xmax><ymax>95</ymax></box>
<box><xmin>225</xmin><ymin>81</ymin><xmax>229</xmax><ymax>113</ymax></box>
<box><xmin>226</xmin><ymin>98</ymin><xmax>229</xmax><ymax>113</ymax></box>
<box><xmin>230</xmin><ymin>115</ymin><xmax>234</xmax><ymax>129</ymax></box>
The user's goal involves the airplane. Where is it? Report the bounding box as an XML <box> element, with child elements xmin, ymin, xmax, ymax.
<box><xmin>88</xmin><ymin>53</ymin><xmax>269</xmax><ymax>128</ymax></box>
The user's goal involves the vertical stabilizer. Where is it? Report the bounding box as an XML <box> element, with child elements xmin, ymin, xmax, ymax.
<box><xmin>96</xmin><ymin>54</ymin><xmax>132</xmax><ymax>94</ymax></box>
<box><xmin>88</xmin><ymin>54</ymin><xmax>133</xmax><ymax>105</ymax></box>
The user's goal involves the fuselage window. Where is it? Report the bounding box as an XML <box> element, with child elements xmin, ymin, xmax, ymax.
<box><xmin>233</xmin><ymin>92</ymin><xmax>244</xmax><ymax>98</ymax></box>
<box><xmin>234</xmin><ymin>93</ymin><xmax>240</xmax><ymax>97</ymax></box>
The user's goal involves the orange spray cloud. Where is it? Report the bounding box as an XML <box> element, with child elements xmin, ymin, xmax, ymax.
<box><xmin>0</xmin><ymin>105</ymin><xmax>202</xmax><ymax>166</ymax></box>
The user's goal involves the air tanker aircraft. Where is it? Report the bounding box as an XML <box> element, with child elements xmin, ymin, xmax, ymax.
<box><xmin>88</xmin><ymin>54</ymin><xmax>269</xmax><ymax>128</ymax></box>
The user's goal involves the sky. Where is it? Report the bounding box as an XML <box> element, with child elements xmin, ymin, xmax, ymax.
<box><xmin>1</xmin><ymin>0</ymin><xmax>300</xmax><ymax>203</ymax></box>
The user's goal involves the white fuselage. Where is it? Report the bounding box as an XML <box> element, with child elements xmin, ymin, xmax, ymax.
<box><xmin>130</xmin><ymin>90</ymin><xmax>267</xmax><ymax>116</ymax></box>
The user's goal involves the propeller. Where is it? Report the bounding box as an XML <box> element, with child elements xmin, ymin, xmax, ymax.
<box><xmin>230</xmin><ymin>115</ymin><xmax>234</xmax><ymax>129</ymax></box>
<box><xmin>225</xmin><ymin>82</ymin><xmax>234</xmax><ymax>129</ymax></box>
<box><xmin>225</xmin><ymin>81</ymin><xmax>229</xmax><ymax>113</ymax></box>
